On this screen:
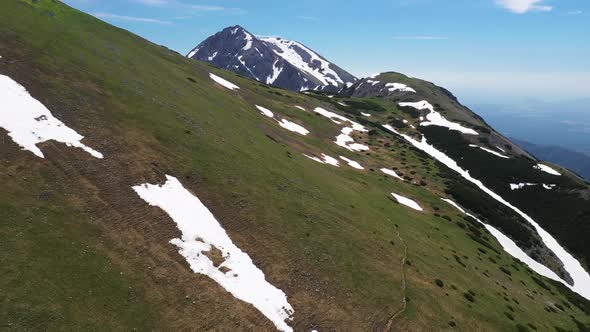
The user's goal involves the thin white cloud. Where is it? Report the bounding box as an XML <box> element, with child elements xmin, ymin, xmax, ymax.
<box><xmin>185</xmin><ymin>4</ymin><xmax>224</xmax><ymax>11</ymax></box>
<box><xmin>93</xmin><ymin>12</ymin><xmax>172</xmax><ymax>24</ymax></box>
<box><xmin>297</xmin><ymin>16</ymin><xmax>320</xmax><ymax>21</ymax></box>
<box><xmin>130</xmin><ymin>0</ymin><xmax>225</xmax><ymax>11</ymax></box>
<box><xmin>131</xmin><ymin>0</ymin><xmax>169</xmax><ymax>6</ymax></box>
<box><xmin>393</xmin><ymin>36</ymin><xmax>448</xmax><ymax>40</ymax></box>
<box><xmin>567</xmin><ymin>10</ymin><xmax>583</xmax><ymax>15</ymax></box>
<box><xmin>496</xmin><ymin>0</ymin><xmax>552</xmax><ymax>14</ymax></box>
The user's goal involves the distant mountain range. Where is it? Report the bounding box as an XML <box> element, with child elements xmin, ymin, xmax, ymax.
<box><xmin>187</xmin><ymin>25</ymin><xmax>357</xmax><ymax>92</ymax></box>
<box><xmin>512</xmin><ymin>138</ymin><xmax>590</xmax><ymax>181</ymax></box>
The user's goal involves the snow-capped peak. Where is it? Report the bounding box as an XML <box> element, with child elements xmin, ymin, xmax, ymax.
<box><xmin>261</xmin><ymin>36</ymin><xmax>348</xmax><ymax>87</ymax></box>
<box><xmin>187</xmin><ymin>26</ymin><xmax>356</xmax><ymax>92</ymax></box>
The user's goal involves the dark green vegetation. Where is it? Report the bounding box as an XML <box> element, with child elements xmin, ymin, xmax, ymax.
<box><xmin>421</xmin><ymin>125</ymin><xmax>590</xmax><ymax>272</ymax></box>
<box><xmin>1</xmin><ymin>1</ymin><xmax>589</xmax><ymax>331</ymax></box>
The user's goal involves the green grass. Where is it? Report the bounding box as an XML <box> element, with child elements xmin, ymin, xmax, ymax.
<box><xmin>0</xmin><ymin>170</ymin><xmax>157</xmax><ymax>330</ymax></box>
<box><xmin>0</xmin><ymin>0</ymin><xmax>589</xmax><ymax>331</ymax></box>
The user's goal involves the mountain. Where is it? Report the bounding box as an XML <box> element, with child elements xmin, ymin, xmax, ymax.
<box><xmin>512</xmin><ymin>138</ymin><xmax>590</xmax><ymax>181</ymax></box>
<box><xmin>2</xmin><ymin>1</ymin><xmax>590</xmax><ymax>331</ymax></box>
<box><xmin>187</xmin><ymin>25</ymin><xmax>357</xmax><ymax>92</ymax></box>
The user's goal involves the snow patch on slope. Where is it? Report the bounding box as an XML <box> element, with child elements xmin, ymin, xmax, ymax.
<box><xmin>534</xmin><ymin>164</ymin><xmax>561</xmax><ymax>176</ymax></box>
<box><xmin>304</xmin><ymin>153</ymin><xmax>340</xmax><ymax>167</ymax></box>
<box><xmin>399</xmin><ymin>101</ymin><xmax>478</xmax><ymax>135</ymax></box>
<box><xmin>133</xmin><ymin>175</ymin><xmax>294</xmax><ymax>332</ymax></box>
<box><xmin>510</xmin><ymin>183</ymin><xmax>536</xmax><ymax>190</ymax></box>
<box><xmin>339</xmin><ymin>156</ymin><xmax>364</xmax><ymax>170</ymax></box>
<box><xmin>278</xmin><ymin>119</ymin><xmax>309</xmax><ymax>136</ymax></box>
<box><xmin>208</xmin><ymin>51</ymin><xmax>218</xmax><ymax>61</ymax></box>
<box><xmin>255</xmin><ymin>105</ymin><xmax>274</xmax><ymax>118</ymax></box>
<box><xmin>381</xmin><ymin>168</ymin><xmax>403</xmax><ymax>180</ymax></box>
<box><xmin>510</xmin><ymin>183</ymin><xmax>556</xmax><ymax>190</ymax></box>
<box><xmin>266</xmin><ymin>59</ymin><xmax>283</xmax><ymax>84</ymax></box>
<box><xmin>242</xmin><ymin>31</ymin><xmax>253</xmax><ymax>50</ymax></box>
<box><xmin>391</xmin><ymin>193</ymin><xmax>423</xmax><ymax>211</ymax></box>
<box><xmin>0</xmin><ymin>74</ymin><xmax>103</xmax><ymax>159</ymax></box>
<box><xmin>336</xmin><ymin>127</ymin><xmax>369</xmax><ymax>152</ymax></box>
<box><xmin>385</xmin><ymin>83</ymin><xmax>416</xmax><ymax>93</ymax></box>
<box><xmin>312</xmin><ymin>107</ymin><xmax>368</xmax><ymax>152</ymax></box>
<box><xmin>210</xmin><ymin>73</ymin><xmax>240</xmax><ymax>90</ymax></box>
<box><xmin>469</xmin><ymin>144</ymin><xmax>510</xmax><ymax>159</ymax></box>
<box><xmin>254</xmin><ymin>105</ymin><xmax>309</xmax><ymax>135</ymax></box>
<box><xmin>262</xmin><ymin>37</ymin><xmax>345</xmax><ymax>87</ymax></box>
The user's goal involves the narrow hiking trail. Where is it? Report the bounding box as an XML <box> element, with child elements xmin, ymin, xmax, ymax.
<box><xmin>384</xmin><ymin>230</ymin><xmax>408</xmax><ymax>332</ymax></box>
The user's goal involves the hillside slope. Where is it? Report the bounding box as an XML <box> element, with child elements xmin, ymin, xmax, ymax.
<box><xmin>342</xmin><ymin>73</ymin><xmax>590</xmax><ymax>279</ymax></box>
<box><xmin>1</xmin><ymin>1</ymin><xmax>590</xmax><ymax>331</ymax></box>
<box><xmin>187</xmin><ymin>26</ymin><xmax>356</xmax><ymax>92</ymax></box>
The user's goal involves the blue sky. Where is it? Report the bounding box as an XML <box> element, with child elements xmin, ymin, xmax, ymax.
<box><xmin>63</xmin><ymin>0</ymin><xmax>589</xmax><ymax>103</ymax></box>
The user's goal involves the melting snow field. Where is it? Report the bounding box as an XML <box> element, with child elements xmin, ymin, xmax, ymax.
<box><xmin>383</xmin><ymin>124</ymin><xmax>590</xmax><ymax>300</ymax></box>
<box><xmin>304</xmin><ymin>153</ymin><xmax>340</xmax><ymax>167</ymax></box>
<box><xmin>385</xmin><ymin>82</ymin><xmax>416</xmax><ymax>93</ymax></box>
<box><xmin>510</xmin><ymin>183</ymin><xmax>556</xmax><ymax>191</ymax></box>
<box><xmin>336</xmin><ymin>127</ymin><xmax>369</xmax><ymax>152</ymax></box>
<box><xmin>391</xmin><ymin>193</ymin><xmax>423</xmax><ymax>211</ymax></box>
<box><xmin>312</xmin><ymin>107</ymin><xmax>369</xmax><ymax>152</ymax></box>
<box><xmin>534</xmin><ymin>164</ymin><xmax>561</xmax><ymax>176</ymax></box>
<box><xmin>207</xmin><ymin>51</ymin><xmax>218</xmax><ymax>61</ymax></box>
<box><xmin>266</xmin><ymin>59</ymin><xmax>283</xmax><ymax>84</ymax></box>
<box><xmin>242</xmin><ymin>31</ymin><xmax>254</xmax><ymax>50</ymax></box>
<box><xmin>209</xmin><ymin>73</ymin><xmax>240</xmax><ymax>90</ymax></box>
<box><xmin>399</xmin><ymin>101</ymin><xmax>434</xmax><ymax>112</ymax></box>
<box><xmin>262</xmin><ymin>37</ymin><xmax>344</xmax><ymax>87</ymax></box>
<box><xmin>255</xmin><ymin>105</ymin><xmax>275</xmax><ymax>118</ymax></box>
<box><xmin>510</xmin><ymin>183</ymin><xmax>536</xmax><ymax>190</ymax></box>
<box><xmin>0</xmin><ymin>74</ymin><xmax>103</xmax><ymax>159</ymax></box>
<box><xmin>399</xmin><ymin>101</ymin><xmax>478</xmax><ymax>135</ymax></box>
<box><xmin>278</xmin><ymin>119</ymin><xmax>309</xmax><ymax>135</ymax></box>
<box><xmin>187</xmin><ymin>50</ymin><xmax>198</xmax><ymax>58</ymax></box>
<box><xmin>381</xmin><ymin>168</ymin><xmax>403</xmax><ymax>180</ymax></box>
<box><xmin>133</xmin><ymin>175</ymin><xmax>294</xmax><ymax>332</ymax></box>
<box><xmin>339</xmin><ymin>156</ymin><xmax>364</xmax><ymax>170</ymax></box>
<box><xmin>441</xmin><ymin>198</ymin><xmax>563</xmax><ymax>283</ymax></box>
<box><xmin>469</xmin><ymin>144</ymin><xmax>510</xmax><ymax>159</ymax></box>
<box><xmin>254</xmin><ymin>105</ymin><xmax>309</xmax><ymax>136</ymax></box>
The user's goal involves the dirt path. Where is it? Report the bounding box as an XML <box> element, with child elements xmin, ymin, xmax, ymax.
<box><xmin>383</xmin><ymin>230</ymin><xmax>408</xmax><ymax>332</ymax></box>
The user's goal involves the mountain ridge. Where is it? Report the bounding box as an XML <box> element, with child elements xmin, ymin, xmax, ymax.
<box><xmin>187</xmin><ymin>25</ymin><xmax>357</xmax><ymax>92</ymax></box>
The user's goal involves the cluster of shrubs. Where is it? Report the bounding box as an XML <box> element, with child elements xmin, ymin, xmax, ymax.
<box><xmin>463</xmin><ymin>291</ymin><xmax>475</xmax><ymax>302</ymax></box>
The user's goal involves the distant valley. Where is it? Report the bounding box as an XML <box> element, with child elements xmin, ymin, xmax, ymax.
<box><xmin>511</xmin><ymin>138</ymin><xmax>590</xmax><ymax>181</ymax></box>
<box><xmin>472</xmin><ymin>99</ymin><xmax>590</xmax><ymax>156</ymax></box>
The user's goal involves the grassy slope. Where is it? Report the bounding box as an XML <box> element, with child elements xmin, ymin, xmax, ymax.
<box><xmin>0</xmin><ymin>1</ymin><xmax>589</xmax><ymax>331</ymax></box>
